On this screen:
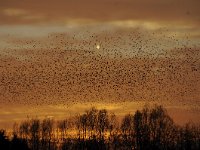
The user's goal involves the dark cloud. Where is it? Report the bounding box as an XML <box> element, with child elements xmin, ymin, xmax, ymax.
<box><xmin>0</xmin><ymin>0</ymin><xmax>200</xmax><ymax>25</ymax></box>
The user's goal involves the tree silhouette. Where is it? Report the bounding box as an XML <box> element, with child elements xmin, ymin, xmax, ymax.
<box><xmin>57</xmin><ymin>119</ymin><xmax>68</xmax><ymax>141</ymax></box>
<box><xmin>30</xmin><ymin>119</ymin><xmax>40</xmax><ymax>150</ymax></box>
<box><xmin>133</xmin><ymin>110</ymin><xmax>143</xmax><ymax>149</ymax></box>
<box><xmin>19</xmin><ymin>120</ymin><xmax>30</xmax><ymax>142</ymax></box>
<box><xmin>86</xmin><ymin>107</ymin><xmax>98</xmax><ymax>140</ymax></box>
<box><xmin>1</xmin><ymin>105</ymin><xmax>200</xmax><ymax>150</ymax></box>
<box><xmin>0</xmin><ymin>130</ymin><xmax>10</xmax><ymax>149</ymax></box>
<box><xmin>0</xmin><ymin>129</ymin><xmax>30</xmax><ymax>150</ymax></box>
<box><xmin>121</xmin><ymin>114</ymin><xmax>134</xmax><ymax>149</ymax></box>
<box><xmin>41</xmin><ymin>118</ymin><xmax>54</xmax><ymax>150</ymax></box>
<box><xmin>97</xmin><ymin>109</ymin><xmax>109</xmax><ymax>141</ymax></box>
<box><xmin>11</xmin><ymin>134</ymin><xmax>30</xmax><ymax>150</ymax></box>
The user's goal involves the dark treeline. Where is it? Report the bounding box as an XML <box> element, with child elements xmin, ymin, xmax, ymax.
<box><xmin>1</xmin><ymin>105</ymin><xmax>200</xmax><ymax>150</ymax></box>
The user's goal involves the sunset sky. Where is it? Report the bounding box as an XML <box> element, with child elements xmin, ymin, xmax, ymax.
<box><xmin>0</xmin><ymin>0</ymin><xmax>200</xmax><ymax>129</ymax></box>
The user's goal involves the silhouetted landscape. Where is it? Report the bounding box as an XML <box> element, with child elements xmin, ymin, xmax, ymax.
<box><xmin>1</xmin><ymin>105</ymin><xmax>199</xmax><ymax>150</ymax></box>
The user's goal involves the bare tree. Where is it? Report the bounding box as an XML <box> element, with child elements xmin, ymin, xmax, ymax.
<box><xmin>80</xmin><ymin>114</ymin><xmax>88</xmax><ymax>141</ymax></box>
<box><xmin>86</xmin><ymin>107</ymin><xmax>98</xmax><ymax>139</ymax></box>
<box><xmin>57</xmin><ymin>119</ymin><xmax>68</xmax><ymax>141</ymax></box>
<box><xmin>19</xmin><ymin>120</ymin><xmax>30</xmax><ymax>145</ymax></box>
<box><xmin>30</xmin><ymin>119</ymin><xmax>40</xmax><ymax>150</ymax></box>
<box><xmin>108</xmin><ymin>112</ymin><xmax>118</xmax><ymax>138</ymax></box>
<box><xmin>133</xmin><ymin>110</ymin><xmax>143</xmax><ymax>149</ymax></box>
<box><xmin>97</xmin><ymin>109</ymin><xmax>109</xmax><ymax>140</ymax></box>
<box><xmin>149</xmin><ymin>105</ymin><xmax>175</xmax><ymax>149</ymax></box>
<box><xmin>6</xmin><ymin>105</ymin><xmax>200</xmax><ymax>150</ymax></box>
<box><xmin>121</xmin><ymin>114</ymin><xmax>134</xmax><ymax>149</ymax></box>
<box><xmin>41</xmin><ymin>118</ymin><xmax>54</xmax><ymax>150</ymax></box>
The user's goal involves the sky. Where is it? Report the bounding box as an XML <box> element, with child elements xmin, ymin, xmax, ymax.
<box><xmin>0</xmin><ymin>0</ymin><xmax>200</xmax><ymax>129</ymax></box>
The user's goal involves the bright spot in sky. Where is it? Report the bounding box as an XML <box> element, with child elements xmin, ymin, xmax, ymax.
<box><xmin>96</xmin><ymin>44</ymin><xmax>100</xmax><ymax>49</ymax></box>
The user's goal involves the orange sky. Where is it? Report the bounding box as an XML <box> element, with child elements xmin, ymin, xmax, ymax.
<box><xmin>0</xmin><ymin>0</ymin><xmax>200</xmax><ymax>129</ymax></box>
<box><xmin>1</xmin><ymin>0</ymin><xmax>200</xmax><ymax>25</ymax></box>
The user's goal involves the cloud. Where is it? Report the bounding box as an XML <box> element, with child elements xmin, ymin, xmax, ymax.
<box><xmin>2</xmin><ymin>8</ymin><xmax>27</xmax><ymax>17</ymax></box>
<box><xmin>0</xmin><ymin>0</ymin><xmax>200</xmax><ymax>26</ymax></box>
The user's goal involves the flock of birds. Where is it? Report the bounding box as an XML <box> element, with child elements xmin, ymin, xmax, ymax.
<box><xmin>0</xmin><ymin>28</ymin><xmax>199</xmax><ymax>111</ymax></box>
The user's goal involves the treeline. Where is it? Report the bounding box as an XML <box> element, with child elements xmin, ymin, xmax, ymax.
<box><xmin>1</xmin><ymin>105</ymin><xmax>200</xmax><ymax>150</ymax></box>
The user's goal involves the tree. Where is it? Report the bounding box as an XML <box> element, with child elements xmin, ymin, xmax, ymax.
<box><xmin>57</xmin><ymin>119</ymin><xmax>68</xmax><ymax>141</ymax></box>
<box><xmin>41</xmin><ymin>118</ymin><xmax>54</xmax><ymax>150</ymax></box>
<box><xmin>30</xmin><ymin>119</ymin><xmax>40</xmax><ymax>150</ymax></box>
<box><xmin>182</xmin><ymin>123</ymin><xmax>200</xmax><ymax>150</ymax></box>
<box><xmin>149</xmin><ymin>105</ymin><xmax>175</xmax><ymax>149</ymax></box>
<box><xmin>5</xmin><ymin>105</ymin><xmax>200</xmax><ymax>150</ymax></box>
<box><xmin>121</xmin><ymin>114</ymin><xmax>134</xmax><ymax>149</ymax></box>
<box><xmin>108</xmin><ymin>112</ymin><xmax>118</xmax><ymax>138</ymax></box>
<box><xmin>19</xmin><ymin>120</ymin><xmax>30</xmax><ymax>141</ymax></box>
<box><xmin>0</xmin><ymin>129</ymin><xmax>10</xmax><ymax>149</ymax></box>
<box><xmin>80</xmin><ymin>114</ymin><xmax>88</xmax><ymax>141</ymax></box>
<box><xmin>97</xmin><ymin>109</ymin><xmax>109</xmax><ymax>140</ymax></box>
<box><xmin>86</xmin><ymin>107</ymin><xmax>98</xmax><ymax>139</ymax></box>
<box><xmin>133</xmin><ymin>110</ymin><xmax>143</xmax><ymax>149</ymax></box>
<box><xmin>11</xmin><ymin>134</ymin><xmax>30</xmax><ymax>150</ymax></box>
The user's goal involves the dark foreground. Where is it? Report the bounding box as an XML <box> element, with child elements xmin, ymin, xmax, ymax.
<box><xmin>1</xmin><ymin>105</ymin><xmax>200</xmax><ymax>150</ymax></box>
